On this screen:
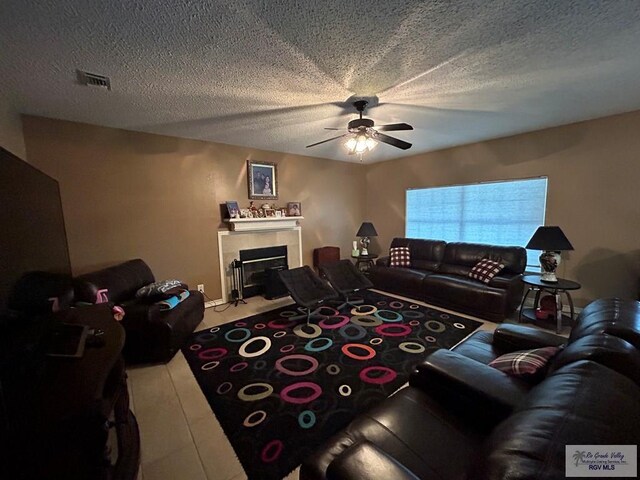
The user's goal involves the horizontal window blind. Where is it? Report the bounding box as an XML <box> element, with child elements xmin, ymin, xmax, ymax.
<box><xmin>406</xmin><ymin>178</ymin><xmax>547</xmax><ymax>266</ymax></box>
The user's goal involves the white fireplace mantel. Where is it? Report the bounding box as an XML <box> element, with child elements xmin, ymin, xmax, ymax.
<box><xmin>224</xmin><ymin>216</ymin><xmax>303</xmax><ymax>232</ymax></box>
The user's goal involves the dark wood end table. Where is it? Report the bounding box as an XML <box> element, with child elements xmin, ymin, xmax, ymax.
<box><xmin>352</xmin><ymin>253</ymin><xmax>379</xmax><ymax>273</ymax></box>
<box><xmin>518</xmin><ymin>274</ymin><xmax>581</xmax><ymax>333</ymax></box>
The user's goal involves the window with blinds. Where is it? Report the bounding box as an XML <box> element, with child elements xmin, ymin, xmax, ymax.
<box><xmin>406</xmin><ymin>177</ymin><xmax>548</xmax><ymax>267</ymax></box>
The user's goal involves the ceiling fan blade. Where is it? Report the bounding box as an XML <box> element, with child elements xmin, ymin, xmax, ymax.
<box><xmin>306</xmin><ymin>134</ymin><xmax>347</xmax><ymax>148</ymax></box>
<box><xmin>323</xmin><ymin>127</ymin><xmax>344</xmax><ymax>131</ymax></box>
<box><xmin>374</xmin><ymin>132</ymin><xmax>412</xmax><ymax>150</ymax></box>
<box><xmin>375</xmin><ymin>123</ymin><xmax>414</xmax><ymax>131</ymax></box>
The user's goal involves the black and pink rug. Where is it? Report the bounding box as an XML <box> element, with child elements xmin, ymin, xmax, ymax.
<box><xmin>182</xmin><ymin>290</ymin><xmax>482</xmax><ymax>479</ymax></box>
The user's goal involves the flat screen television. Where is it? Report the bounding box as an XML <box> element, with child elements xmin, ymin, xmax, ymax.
<box><xmin>0</xmin><ymin>146</ymin><xmax>72</xmax><ymax>465</ymax></box>
<box><xmin>0</xmin><ymin>146</ymin><xmax>72</xmax><ymax>318</ymax></box>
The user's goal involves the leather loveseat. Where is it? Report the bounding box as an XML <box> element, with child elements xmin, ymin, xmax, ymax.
<box><xmin>369</xmin><ymin>238</ymin><xmax>527</xmax><ymax>321</ymax></box>
<box><xmin>74</xmin><ymin>259</ymin><xmax>204</xmax><ymax>364</ymax></box>
<box><xmin>301</xmin><ymin>298</ymin><xmax>640</xmax><ymax>480</ymax></box>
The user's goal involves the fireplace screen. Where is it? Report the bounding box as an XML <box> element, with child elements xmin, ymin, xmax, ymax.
<box><xmin>239</xmin><ymin>245</ymin><xmax>288</xmax><ymax>298</ymax></box>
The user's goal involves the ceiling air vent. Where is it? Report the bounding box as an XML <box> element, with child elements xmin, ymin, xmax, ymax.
<box><xmin>76</xmin><ymin>70</ymin><xmax>111</xmax><ymax>90</ymax></box>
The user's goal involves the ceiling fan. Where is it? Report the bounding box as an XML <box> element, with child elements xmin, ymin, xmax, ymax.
<box><xmin>306</xmin><ymin>100</ymin><xmax>413</xmax><ymax>155</ymax></box>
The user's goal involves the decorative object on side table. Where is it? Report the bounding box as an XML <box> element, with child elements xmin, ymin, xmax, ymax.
<box><xmin>525</xmin><ymin>226</ymin><xmax>573</xmax><ymax>282</ymax></box>
<box><xmin>287</xmin><ymin>202</ymin><xmax>302</xmax><ymax>216</ymax></box>
<box><xmin>247</xmin><ymin>160</ymin><xmax>277</xmax><ymax>200</ymax></box>
<box><xmin>356</xmin><ymin>222</ymin><xmax>378</xmax><ymax>255</ymax></box>
<box><xmin>351</xmin><ymin>240</ymin><xmax>360</xmax><ymax>257</ymax></box>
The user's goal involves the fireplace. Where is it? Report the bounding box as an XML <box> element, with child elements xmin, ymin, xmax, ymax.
<box><xmin>239</xmin><ymin>245</ymin><xmax>288</xmax><ymax>298</ymax></box>
<box><xmin>217</xmin><ymin>226</ymin><xmax>302</xmax><ymax>302</ymax></box>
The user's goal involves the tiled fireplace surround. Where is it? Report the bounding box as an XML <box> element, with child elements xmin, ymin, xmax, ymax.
<box><xmin>217</xmin><ymin>226</ymin><xmax>303</xmax><ymax>301</ymax></box>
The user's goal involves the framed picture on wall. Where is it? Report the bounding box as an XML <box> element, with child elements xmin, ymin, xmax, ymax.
<box><xmin>247</xmin><ymin>160</ymin><xmax>278</xmax><ymax>200</ymax></box>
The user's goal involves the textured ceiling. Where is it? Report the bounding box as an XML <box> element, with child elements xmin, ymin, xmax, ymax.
<box><xmin>2</xmin><ymin>0</ymin><xmax>640</xmax><ymax>163</ymax></box>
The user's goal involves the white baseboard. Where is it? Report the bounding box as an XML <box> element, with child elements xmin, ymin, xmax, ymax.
<box><xmin>204</xmin><ymin>299</ymin><xmax>224</xmax><ymax>309</ymax></box>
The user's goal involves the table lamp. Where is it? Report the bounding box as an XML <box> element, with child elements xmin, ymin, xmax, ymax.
<box><xmin>526</xmin><ymin>226</ymin><xmax>574</xmax><ymax>283</ymax></box>
<box><xmin>356</xmin><ymin>222</ymin><xmax>378</xmax><ymax>255</ymax></box>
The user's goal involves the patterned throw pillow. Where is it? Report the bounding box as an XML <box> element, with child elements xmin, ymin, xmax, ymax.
<box><xmin>389</xmin><ymin>246</ymin><xmax>411</xmax><ymax>267</ymax></box>
<box><xmin>136</xmin><ymin>279</ymin><xmax>184</xmax><ymax>298</ymax></box>
<box><xmin>468</xmin><ymin>258</ymin><xmax>505</xmax><ymax>283</ymax></box>
<box><xmin>489</xmin><ymin>346</ymin><xmax>561</xmax><ymax>377</ymax></box>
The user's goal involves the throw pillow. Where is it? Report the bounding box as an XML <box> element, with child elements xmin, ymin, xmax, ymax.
<box><xmin>136</xmin><ymin>279</ymin><xmax>184</xmax><ymax>298</ymax></box>
<box><xmin>489</xmin><ymin>346</ymin><xmax>561</xmax><ymax>378</ymax></box>
<box><xmin>468</xmin><ymin>258</ymin><xmax>505</xmax><ymax>283</ymax></box>
<box><xmin>389</xmin><ymin>246</ymin><xmax>411</xmax><ymax>267</ymax></box>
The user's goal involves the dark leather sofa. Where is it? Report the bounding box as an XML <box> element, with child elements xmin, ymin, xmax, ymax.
<box><xmin>369</xmin><ymin>238</ymin><xmax>527</xmax><ymax>321</ymax></box>
<box><xmin>74</xmin><ymin>259</ymin><xmax>204</xmax><ymax>364</ymax></box>
<box><xmin>301</xmin><ymin>298</ymin><xmax>640</xmax><ymax>480</ymax></box>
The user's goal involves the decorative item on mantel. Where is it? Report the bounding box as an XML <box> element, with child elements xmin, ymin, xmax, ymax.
<box><xmin>287</xmin><ymin>202</ymin><xmax>301</xmax><ymax>217</ymax></box>
<box><xmin>525</xmin><ymin>226</ymin><xmax>574</xmax><ymax>283</ymax></box>
<box><xmin>226</xmin><ymin>201</ymin><xmax>240</xmax><ymax>219</ymax></box>
<box><xmin>224</xmin><ymin>211</ymin><xmax>304</xmax><ymax>232</ymax></box>
<box><xmin>356</xmin><ymin>222</ymin><xmax>378</xmax><ymax>255</ymax></box>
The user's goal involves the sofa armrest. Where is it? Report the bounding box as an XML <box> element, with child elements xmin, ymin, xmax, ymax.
<box><xmin>410</xmin><ymin>349</ymin><xmax>529</xmax><ymax>426</ymax></box>
<box><xmin>326</xmin><ymin>441</ymin><xmax>419</xmax><ymax>480</ymax></box>
<box><xmin>375</xmin><ymin>256</ymin><xmax>390</xmax><ymax>267</ymax></box>
<box><xmin>493</xmin><ymin>323</ymin><xmax>566</xmax><ymax>352</ymax></box>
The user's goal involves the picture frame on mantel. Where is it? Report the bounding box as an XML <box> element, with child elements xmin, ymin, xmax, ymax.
<box><xmin>287</xmin><ymin>202</ymin><xmax>302</xmax><ymax>217</ymax></box>
<box><xmin>247</xmin><ymin>160</ymin><xmax>277</xmax><ymax>200</ymax></box>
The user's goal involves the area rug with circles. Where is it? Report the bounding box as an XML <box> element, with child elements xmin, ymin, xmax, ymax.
<box><xmin>182</xmin><ymin>290</ymin><xmax>482</xmax><ymax>480</ymax></box>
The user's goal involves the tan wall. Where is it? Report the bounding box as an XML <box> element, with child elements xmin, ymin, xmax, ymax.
<box><xmin>0</xmin><ymin>104</ymin><xmax>26</xmax><ymax>159</ymax></box>
<box><xmin>365</xmin><ymin>110</ymin><xmax>640</xmax><ymax>306</ymax></box>
<box><xmin>22</xmin><ymin>116</ymin><xmax>366</xmax><ymax>299</ymax></box>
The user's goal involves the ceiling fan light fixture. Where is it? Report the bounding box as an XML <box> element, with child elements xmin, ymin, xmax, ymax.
<box><xmin>344</xmin><ymin>132</ymin><xmax>377</xmax><ymax>155</ymax></box>
<box><xmin>365</xmin><ymin>136</ymin><xmax>378</xmax><ymax>151</ymax></box>
<box><xmin>307</xmin><ymin>99</ymin><xmax>412</xmax><ymax>155</ymax></box>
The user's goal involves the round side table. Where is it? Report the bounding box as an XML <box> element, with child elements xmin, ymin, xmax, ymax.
<box><xmin>518</xmin><ymin>274</ymin><xmax>581</xmax><ymax>333</ymax></box>
<box><xmin>352</xmin><ymin>254</ymin><xmax>378</xmax><ymax>273</ymax></box>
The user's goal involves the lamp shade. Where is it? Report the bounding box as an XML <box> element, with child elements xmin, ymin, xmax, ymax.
<box><xmin>356</xmin><ymin>222</ymin><xmax>378</xmax><ymax>237</ymax></box>
<box><xmin>526</xmin><ymin>226</ymin><xmax>573</xmax><ymax>251</ymax></box>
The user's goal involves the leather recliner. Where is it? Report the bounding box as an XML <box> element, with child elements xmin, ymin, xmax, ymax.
<box><xmin>301</xmin><ymin>298</ymin><xmax>640</xmax><ymax>480</ymax></box>
<box><xmin>74</xmin><ymin>259</ymin><xmax>204</xmax><ymax>364</ymax></box>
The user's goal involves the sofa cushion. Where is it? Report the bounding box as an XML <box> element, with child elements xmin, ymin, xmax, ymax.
<box><xmin>389</xmin><ymin>238</ymin><xmax>445</xmax><ymax>272</ymax></box>
<box><xmin>569</xmin><ymin>297</ymin><xmax>640</xmax><ymax>349</ymax></box>
<box><xmin>550</xmin><ymin>333</ymin><xmax>640</xmax><ymax>385</ymax></box>
<box><xmin>120</xmin><ymin>290</ymin><xmax>204</xmax><ymax>363</ymax></box>
<box><xmin>368</xmin><ymin>266</ymin><xmax>429</xmax><ymax>299</ymax></box>
<box><xmin>488</xmin><ymin>346</ymin><xmax>560</xmax><ymax>378</ymax></box>
<box><xmin>452</xmin><ymin>330</ymin><xmax>503</xmax><ymax>364</ymax></box>
<box><xmin>473</xmin><ymin>361</ymin><xmax>640</xmax><ymax>480</ymax></box>
<box><xmin>301</xmin><ymin>387</ymin><xmax>484</xmax><ymax>480</ymax></box>
<box><xmin>422</xmin><ymin>274</ymin><xmax>508</xmax><ymax>318</ymax></box>
<box><xmin>440</xmin><ymin>242</ymin><xmax>526</xmax><ymax>276</ymax></box>
<box><xmin>469</xmin><ymin>258</ymin><xmax>505</xmax><ymax>284</ymax></box>
<box><xmin>389</xmin><ymin>246</ymin><xmax>411</xmax><ymax>267</ymax></box>
<box><xmin>74</xmin><ymin>259</ymin><xmax>155</xmax><ymax>304</ymax></box>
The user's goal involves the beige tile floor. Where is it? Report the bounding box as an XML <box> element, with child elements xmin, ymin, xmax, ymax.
<box><xmin>126</xmin><ymin>291</ymin><xmax>501</xmax><ymax>480</ymax></box>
